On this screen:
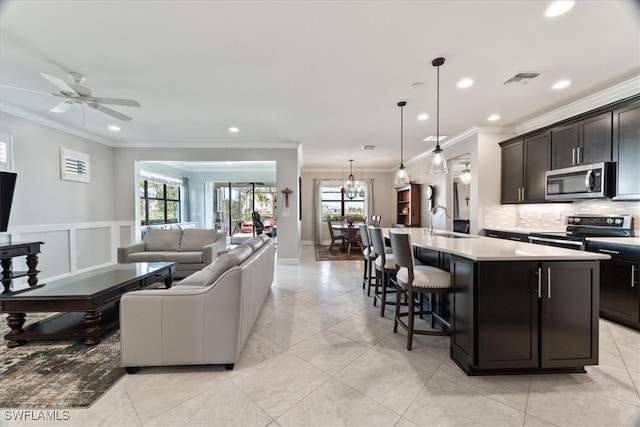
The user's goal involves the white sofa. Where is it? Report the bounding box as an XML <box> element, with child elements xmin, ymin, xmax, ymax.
<box><xmin>120</xmin><ymin>234</ymin><xmax>276</xmax><ymax>372</ymax></box>
<box><xmin>117</xmin><ymin>228</ymin><xmax>227</xmax><ymax>278</ymax></box>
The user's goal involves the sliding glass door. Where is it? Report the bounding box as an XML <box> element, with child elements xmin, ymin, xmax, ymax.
<box><xmin>208</xmin><ymin>182</ymin><xmax>277</xmax><ymax>245</ymax></box>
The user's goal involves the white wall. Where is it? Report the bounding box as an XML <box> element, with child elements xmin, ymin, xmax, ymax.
<box><xmin>0</xmin><ymin>112</ymin><xmax>124</xmax><ymax>283</ymax></box>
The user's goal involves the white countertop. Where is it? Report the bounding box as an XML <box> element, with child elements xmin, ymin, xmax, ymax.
<box><xmin>382</xmin><ymin>228</ymin><xmax>611</xmax><ymax>262</ymax></box>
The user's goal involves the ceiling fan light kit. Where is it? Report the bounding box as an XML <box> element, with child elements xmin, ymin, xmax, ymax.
<box><xmin>394</xmin><ymin>101</ymin><xmax>412</xmax><ymax>186</ymax></box>
<box><xmin>428</xmin><ymin>57</ymin><xmax>449</xmax><ymax>175</ymax></box>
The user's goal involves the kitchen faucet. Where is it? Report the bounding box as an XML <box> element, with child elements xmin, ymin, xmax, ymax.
<box><xmin>428</xmin><ymin>204</ymin><xmax>451</xmax><ymax>235</ymax></box>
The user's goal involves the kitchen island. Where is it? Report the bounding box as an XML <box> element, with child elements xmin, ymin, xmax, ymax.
<box><xmin>382</xmin><ymin>228</ymin><xmax>610</xmax><ymax>376</ymax></box>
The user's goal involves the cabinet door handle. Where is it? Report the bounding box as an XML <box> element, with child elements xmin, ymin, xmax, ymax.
<box><xmin>572</xmin><ymin>148</ymin><xmax>576</xmax><ymax>165</ymax></box>
<box><xmin>577</xmin><ymin>147</ymin><xmax>581</xmax><ymax>164</ymax></box>
<box><xmin>537</xmin><ymin>267</ymin><xmax>542</xmax><ymax>298</ymax></box>
<box><xmin>632</xmin><ymin>265</ymin><xmax>636</xmax><ymax>289</ymax></box>
<box><xmin>547</xmin><ymin>267</ymin><xmax>552</xmax><ymax>299</ymax></box>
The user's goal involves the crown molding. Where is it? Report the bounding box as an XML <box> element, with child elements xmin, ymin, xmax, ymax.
<box><xmin>116</xmin><ymin>140</ymin><xmax>301</xmax><ymax>149</ymax></box>
<box><xmin>517</xmin><ymin>76</ymin><xmax>640</xmax><ymax>134</ymax></box>
<box><xmin>0</xmin><ymin>102</ymin><xmax>115</xmax><ymax>146</ymax></box>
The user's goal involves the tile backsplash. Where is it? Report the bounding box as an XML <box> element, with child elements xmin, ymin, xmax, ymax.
<box><xmin>484</xmin><ymin>200</ymin><xmax>640</xmax><ymax>235</ymax></box>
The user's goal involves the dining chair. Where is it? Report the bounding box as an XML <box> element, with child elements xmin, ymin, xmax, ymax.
<box><xmin>369</xmin><ymin>227</ymin><xmax>398</xmax><ymax>317</ymax></box>
<box><xmin>389</xmin><ymin>230</ymin><xmax>451</xmax><ymax>350</ymax></box>
<box><xmin>344</xmin><ymin>227</ymin><xmax>363</xmax><ymax>254</ymax></box>
<box><xmin>327</xmin><ymin>217</ymin><xmax>345</xmax><ymax>252</ymax></box>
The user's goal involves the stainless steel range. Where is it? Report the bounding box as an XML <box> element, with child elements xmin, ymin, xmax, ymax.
<box><xmin>528</xmin><ymin>214</ymin><xmax>633</xmax><ymax>250</ymax></box>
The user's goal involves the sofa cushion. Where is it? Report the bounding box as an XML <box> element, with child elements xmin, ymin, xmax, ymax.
<box><xmin>227</xmin><ymin>244</ymin><xmax>254</xmax><ymax>264</ymax></box>
<box><xmin>144</xmin><ymin>229</ymin><xmax>182</xmax><ymax>252</ymax></box>
<box><xmin>244</xmin><ymin>237</ymin><xmax>263</xmax><ymax>252</ymax></box>
<box><xmin>257</xmin><ymin>234</ymin><xmax>270</xmax><ymax>243</ymax></box>
<box><xmin>175</xmin><ymin>270</ymin><xmax>217</xmax><ymax>287</ymax></box>
<box><xmin>127</xmin><ymin>252</ymin><xmax>174</xmax><ymax>263</ymax></box>
<box><xmin>168</xmin><ymin>251</ymin><xmax>203</xmax><ymax>263</ymax></box>
<box><xmin>179</xmin><ymin>229</ymin><xmax>219</xmax><ymax>251</ymax></box>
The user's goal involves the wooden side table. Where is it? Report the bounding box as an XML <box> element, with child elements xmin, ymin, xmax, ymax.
<box><xmin>0</xmin><ymin>242</ymin><xmax>44</xmax><ymax>293</ymax></box>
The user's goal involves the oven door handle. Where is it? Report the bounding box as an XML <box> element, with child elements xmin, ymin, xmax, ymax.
<box><xmin>528</xmin><ymin>236</ymin><xmax>585</xmax><ymax>248</ymax></box>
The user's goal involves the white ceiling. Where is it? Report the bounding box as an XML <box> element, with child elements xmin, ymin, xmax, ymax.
<box><xmin>1</xmin><ymin>1</ymin><xmax>638</xmax><ymax>173</ymax></box>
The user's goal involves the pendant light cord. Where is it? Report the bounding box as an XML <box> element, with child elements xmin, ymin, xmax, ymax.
<box><xmin>436</xmin><ymin>64</ymin><xmax>440</xmax><ymax>149</ymax></box>
<box><xmin>400</xmin><ymin>103</ymin><xmax>404</xmax><ymax>164</ymax></box>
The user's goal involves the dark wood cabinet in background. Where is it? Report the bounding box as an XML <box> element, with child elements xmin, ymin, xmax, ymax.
<box><xmin>551</xmin><ymin>112</ymin><xmax>612</xmax><ymax>169</ymax></box>
<box><xmin>451</xmin><ymin>257</ymin><xmax>599</xmax><ymax>374</ymax></box>
<box><xmin>395</xmin><ymin>184</ymin><xmax>420</xmax><ymax>227</ymax></box>
<box><xmin>613</xmin><ymin>101</ymin><xmax>640</xmax><ymax>200</ymax></box>
<box><xmin>500</xmin><ymin>133</ymin><xmax>550</xmax><ymax>204</ymax></box>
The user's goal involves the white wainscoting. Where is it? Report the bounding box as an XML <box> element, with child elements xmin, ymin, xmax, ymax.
<box><xmin>1</xmin><ymin>221</ymin><xmax>136</xmax><ymax>286</ymax></box>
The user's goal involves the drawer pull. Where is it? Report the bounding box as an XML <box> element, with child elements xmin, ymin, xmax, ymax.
<box><xmin>632</xmin><ymin>265</ymin><xmax>636</xmax><ymax>289</ymax></box>
<box><xmin>598</xmin><ymin>249</ymin><xmax>619</xmax><ymax>255</ymax></box>
<box><xmin>547</xmin><ymin>267</ymin><xmax>552</xmax><ymax>299</ymax></box>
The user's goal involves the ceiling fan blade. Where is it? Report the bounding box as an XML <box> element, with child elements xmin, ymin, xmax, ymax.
<box><xmin>94</xmin><ymin>97</ymin><xmax>141</xmax><ymax>107</ymax></box>
<box><xmin>40</xmin><ymin>73</ymin><xmax>78</xmax><ymax>95</ymax></box>
<box><xmin>50</xmin><ymin>101</ymin><xmax>74</xmax><ymax>113</ymax></box>
<box><xmin>0</xmin><ymin>84</ymin><xmax>54</xmax><ymax>96</ymax></box>
<box><xmin>88</xmin><ymin>103</ymin><xmax>133</xmax><ymax>121</ymax></box>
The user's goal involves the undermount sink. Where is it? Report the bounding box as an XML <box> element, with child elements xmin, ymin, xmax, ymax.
<box><xmin>431</xmin><ymin>232</ymin><xmax>477</xmax><ymax>239</ymax></box>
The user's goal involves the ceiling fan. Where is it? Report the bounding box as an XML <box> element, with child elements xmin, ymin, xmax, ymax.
<box><xmin>1</xmin><ymin>72</ymin><xmax>141</xmax><ymax>121</ymax></box>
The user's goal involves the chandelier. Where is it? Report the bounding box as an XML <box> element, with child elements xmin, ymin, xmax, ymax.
<box><xmin>460</xmin><ymin>163</ymin><xmax>472</xmax><ymax>186</ymax></box>
<box><xmin>344</xmin><ymin>159</ymin><xmax>363</xmax><ymax>199</ymax></box>
<box><xmin>428</xmin><ymin>57</ymin><xmax>449</xmax><ymax>175</ymax></box>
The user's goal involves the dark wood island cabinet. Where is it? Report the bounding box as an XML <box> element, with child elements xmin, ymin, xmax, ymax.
<box><xmin>383</xmin><ymin>228</ymin><xmax>607</xmax><ymax>376</ymax></box>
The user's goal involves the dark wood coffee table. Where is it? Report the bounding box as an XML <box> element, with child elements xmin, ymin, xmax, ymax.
<box><xmin>0</xmin><ymin>262</ymin><xmax>175</xmax><ymax>347</ymax></box>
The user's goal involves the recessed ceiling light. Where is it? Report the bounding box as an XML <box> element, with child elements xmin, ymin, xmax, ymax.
<box><xmin>229</xmin><ymin>127</ymin><xmax>239</xmax><ymax>133</ymax></box>
<box><xmin>108</xmin><ymin>125</ymin><xmax>120</xmax><ymax>131</ymax></box>
<box><xmin>417</xmin><ymin>113</ymin><xmax>429</xmax><ymax>121</ymax></box>
<box><xmin>457</xmin><ymin>78</ymin><xmax>474</xmax><ymax>88</ymax></box>
<box><xmin>552</xmin><ymin>80</ymin><xmax>572</xmax><ymax>89</ymax></box>
<box><xmin>488</xmin><ymin>114</ymin><xmax>501</xmax><ymax>122</ymax></box>
<box><xmin>545</xmin><ymin>1</ymin><xmax>575</xmax><ymax>18</ymax></box>
<box><xmin>423</xmin><ymin>135</ymin><xmax>448</xmax><ymax>142</ymax></box>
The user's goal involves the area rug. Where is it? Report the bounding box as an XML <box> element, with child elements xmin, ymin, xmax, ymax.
<box><xmin>314</xmin><ymin>244</ymin><xmax>363</xmax><ymax>261</ymax></box>
<box><xmin>0</xmin><ymin>313</ymin><xmax>125</xmax><ymax>408</ymax></box>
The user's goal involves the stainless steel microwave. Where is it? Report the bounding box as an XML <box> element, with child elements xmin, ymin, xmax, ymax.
<box><xmin>545</xmin><ymin>162</ymin><xmax>612</xmax><ymax>200</ymax></box>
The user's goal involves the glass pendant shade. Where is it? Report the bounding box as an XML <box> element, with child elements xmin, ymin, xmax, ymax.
<box><xmin>394</xmin><ymin>164</ymin><xmax>410</xmax><ymax>186</ymax></box>
<box><xmin>460</xmin><ymin>163</ymin><xmax>472</xmax><ymax>186</ymax></box>
<box><xmin>395</xmin><ymin>100</ymin><xmax>411</xmax><ymax>185</ymax></box>
<box><xmin>428</xmin><ymin>57</ymin><xmax>448</xmax><ymax>175</ymax></box>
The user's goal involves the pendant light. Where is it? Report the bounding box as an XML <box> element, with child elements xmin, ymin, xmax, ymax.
<box><xmin>394</xmin><ymin>101</ymin><xmax>411</xmax><ymax>186</ymax></box>
<box><xmin>344</xmin><ymin>159</ymin><xmax>358</xmax><ymax>200</ymax></box>
<box><xmin>460</xmin><ymin>163</ymin><xmax>472</xmax><ymax>186</ymax></box>
<box><xmin>428</xmin><ymin>57</ymin><xmax>449</xmax><ymax>175</ymax></box>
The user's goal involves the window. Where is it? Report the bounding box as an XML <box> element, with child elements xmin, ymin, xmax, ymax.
<box><xmin>320</xmin><ymin>183</ymin><xmax>365</xmax><ymax>221</ymax></box>
<box><xmin>60</xmin><ymin>148</ymin><xmax>90</xmax><ymax>183</ymax></box>
<box><xmin>139</xmin><ymin>170</ymin><xmax>183</xmax><ymax>225</ymax></box>
<box><xmin>0</xmin><ymin>134</ymin><xmax>11</xmax><ymax>172</ymax></box>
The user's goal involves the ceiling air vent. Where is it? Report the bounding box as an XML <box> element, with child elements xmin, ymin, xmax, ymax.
<box><xmin>361</xmin><ymin>145</ymin><xmax>375</xmax><ymax>151</ymax></box>
<box><xmin>504</xmin><ymin>72</ymin><xmax>540</xmax><ymax>85</ymax></box>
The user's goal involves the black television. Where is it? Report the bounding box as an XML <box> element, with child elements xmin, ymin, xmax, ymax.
<box><xmin>0</xmin><ymin>171</ymin><xmax>17</xmax><ymax>232</ymax></box>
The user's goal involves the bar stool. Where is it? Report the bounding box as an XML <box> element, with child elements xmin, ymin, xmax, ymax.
<box><xmin>369</xmin><ymin>227</ymin><xmax>398</xmax><ymax>317</ymax></box>
<box><xmin>389</xmin><ymin>230</ymin><xmax>451</xmax><ymax>350</ymax></box>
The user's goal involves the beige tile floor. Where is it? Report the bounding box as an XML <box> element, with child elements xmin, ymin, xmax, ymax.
<box><xmin>5</xmin><ymin>245</ymin><xmax>640</xmax><ymax>427</ymax></box>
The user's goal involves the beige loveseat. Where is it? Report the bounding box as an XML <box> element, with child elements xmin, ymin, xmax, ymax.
<box><xmin>120</xmin><ymin>234</ymin><xmax>276</xmax><ymax>372</ymax></box>
<box><xmin>117</xmin><ymin>228</ymin><xmax>227</xmax><ymax>278</ymax></box>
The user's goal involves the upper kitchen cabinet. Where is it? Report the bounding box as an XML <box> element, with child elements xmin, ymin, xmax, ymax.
<box><xmin>500</xmin><ymin>132</ymin><xmax>550</xmax><ymax>204</ymax></box>
<box><xmin>551</xmin><ymin>112</ymin><xmax>612</xmax><ymax>169</ymax></box>
<box><xmin>612</xmin><ymin>100</ymin><xmax>640</xmax><ymax>200</ymax></box>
